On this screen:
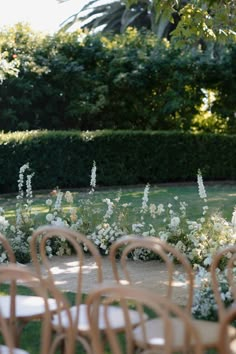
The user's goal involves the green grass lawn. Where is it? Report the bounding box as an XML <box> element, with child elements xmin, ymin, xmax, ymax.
<box><xmin>1</xmin><ymin>182</ymin><xmax>236</xmax><ymax>223</ymax></box>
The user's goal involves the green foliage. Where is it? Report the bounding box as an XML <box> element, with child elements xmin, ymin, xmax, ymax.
<box><xmin>0</xmin><ymin>24</ymin><xmax>235</xmax><ymax>133</ymax></box>
<box><xmin>58</xmin><ymin>0</ymin><xmax>236</xmax><ymax>45</ymax></box>
<box><xmin>1</xmin><ymin>130</ymin><xmax>236</xmax><ymax>194</ymax></box>
<box><xmin>171</xmin><ymin>1</ymin><xmax>236</xmax><ymax>47</ymax></box>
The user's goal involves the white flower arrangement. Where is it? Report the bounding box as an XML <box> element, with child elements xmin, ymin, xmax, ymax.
<box><xmin>0</xmin><ymin>162</ymin><xmax>235</xmax><ymax>266</ymax></box>
<box><xmin>0</xmin><ymin>162</ymin><xmax>234</xmax><ymax>319</ymax></box>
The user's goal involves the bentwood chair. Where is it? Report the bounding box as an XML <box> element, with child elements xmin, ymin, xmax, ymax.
<box><xmin>109</xmin><ymin>235</ymin><xmax>194</xmax><ymax>314</ymax></box>
<box><xmin>0</xmin><ymin>233</ymin><xmax>58</xmax><ymax>347</ymax></box>
<box><xmin>0</xmin><ymin>263</ymin><xmax>78</xmax><ymax>354</ymax></box>
<box><xmin>30</xmin><ymin>226</ymin><xmax>145</xmax><ymax>353</ymax></box>
<box><xmin>109</xmin><ymin>235</ymin><xmax>236</xmax><ymax>352</ymax></box>
<box><xmin>86</xmin><ymin>283</ymin><xmax>204</xmax><ymax>354</ymax></box>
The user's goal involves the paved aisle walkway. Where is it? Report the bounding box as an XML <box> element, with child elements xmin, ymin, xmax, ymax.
<box><xmin>28</xmin><ymin>254</ymin><xmax>189</xmax><ymax>306</ymax></box>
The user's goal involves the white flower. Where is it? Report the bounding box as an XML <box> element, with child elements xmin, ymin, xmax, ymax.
<box><xmin>141</xmin><ymin>183</ymin><xmax>150</xmax><ymax>212</ymax></box>
<box><xmin>149</xmin><ymin>204</ymin><xmax>157</xmax><ymax>218</ymax></box>
<box><xmin>169</xmin><ymin>216</ymin><xmax>180</xmax><ymax>229</ymax></box>
<box><xmin>203</xmin><ymin>255</ymin><xmax>212</xmax><ymax>266</ymax></box>
<box><xmin>103</xmin><ymin>198</ymin><xmax>114</xmax><ymax>220</ymax></box>
<box><xmin>89</xmin><ymin>161</ymin><xmax>97</xmax><ymax>193</ymax></box>
<box><xmin>231</xmin><ymin>209</ymin><xmax>236</xmax><ymax>228</ymax></box>
<box><xmin>54</xmin><ymin>191</ymin><xmax>63</xmax><ymax>210</ymax></box>
<box><xmin>132</xmin><ymin>223</ymin><xmax>144</xmax><ymax>233</ymax></box>
<box><xmin>10</xmin><ymin>225</ymin><xmax>16</xmax><ymax>233</ymax></box>
<box><xmin>197</xmin><ymin>170</ymin><xmax>207</xmax><ymax>199</ymax></box>
<box><xmin>46</xmin><ymin>213</ymin><xmax>54</xmax><ymax>222</ymax></box>
<box><xmin>65</xmin><ymin>191</ymin><xmax>73</xmax><ymax>204</ymax></box>
<box><xmin>46</xmin><ymin>245</ymin><xmax>52</xmax><ymax>253</ymax></box>
<box><xmin>157</xmin><ymin>204</ymin><xmax>165</xmax><ymax>215</ymax></box>
<box><xmin>46</xmin><ymin>199</ymin><xmax>53</xmax><ymax>206</ymax></box>
<box><xmin>0</xmin><ymin>216</ymin><xmax>9</xmax><ymax>231</ymax></box>
<box><xmin>52</xmin><ymin>218</ymin><xmax>66</xmax><ymax>227</ymax></box>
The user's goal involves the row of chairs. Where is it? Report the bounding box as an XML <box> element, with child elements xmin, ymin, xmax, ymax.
<box><xmin>0</xmin><ymin>225</ymin><xmax>235</xmax><ymax>353</ymax></box>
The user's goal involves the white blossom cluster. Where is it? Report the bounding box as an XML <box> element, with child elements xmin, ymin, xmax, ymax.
<box><xmin>192</xmin><ymin>265</ymin><xmax>234</xmax><ymax>321</ymax></box>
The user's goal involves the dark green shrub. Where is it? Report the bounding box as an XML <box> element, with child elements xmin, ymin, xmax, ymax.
<box><xmin>1</xmin><ymin>130</ymin><xmax>236</xmax><ymax>193</ymax></box>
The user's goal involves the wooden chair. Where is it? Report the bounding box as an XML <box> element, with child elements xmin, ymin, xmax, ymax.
<box><xmin>0</xmin><ymin>263</ymin><xmax>78</xmax><ymax>354</ymax></box>
<box><xmin>30</xmin><ymin>225</ymin><xmax>145</xmax><ymax>353</ymax></box>
<box><xmin>30</xmin><ymin>225</ymin><xmax>103</xmax><ymax>351</ymax></box>
<box><xmin>109</xmin><ymin>235</ymin><xmax>236</xmax><ymax>351</ymax></box>
<box><xmin>86</xmin><ymin>282</ymin><xmax>204</xmax><ymax>354</ymax></box>
<box><xmin>109</xmin><ymin>235</ymin><xmax>194</xmax><ymax>314</ymax></box>
<box><xmin>0</xmin><ymin>233</ymin><xmax>58</xmax><ymax>347</ymax></box>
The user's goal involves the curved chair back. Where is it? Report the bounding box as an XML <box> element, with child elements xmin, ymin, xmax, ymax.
<box><xmin>30</xmin><ymin>225</ymin><xmax>103</xmax><ymax>327</ymax></box>
<box><xmin>109</xmin><ymin>235</ymin><xmax>194</xmax><ymax>312</ymax></box>
<box><xmin>0</xmin><ymin>263</ymin><xmax>76</xmax><ymax>354</ymax></box>
<box><xmin>210</xmin><ymin>245</ymin><xmax>236</xmax><ymax>321</ymax></box>
<box><xmin>86</xmin><ymin>283</ymin><xmax>204</xmax><ymax>354</ymax></box>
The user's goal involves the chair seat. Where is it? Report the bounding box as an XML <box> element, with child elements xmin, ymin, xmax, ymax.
<box><xmin>52</xmin><ymin>303</ymin><xmax>145</xmax><ymax>333</ymax></box>
<box><xmin>133</xmin><ymin>317</ymin><xmax>236</xmax><ymax>350</ymax></box>
<box><xmin>229</xmin><ymin>338</ymin><xmax>236</xmax><ymax>353</ymax></box>
<box><xmin>0</xmin><ymin>345</ymin><xmax>29</xmax><ymax>354</ymax></box>
<box><xmin>193</xmin><ymin>319</ymin><xmax>236</xmax><ymax>348</ymax></box>
<box><xmin>0</xmin><ymin>295</ymin><xmax>58</xmax><ymax>320</ymax></box>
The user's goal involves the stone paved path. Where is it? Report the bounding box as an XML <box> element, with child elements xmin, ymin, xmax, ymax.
<box><xmin>28</xmin><ymin>254</ymin><xmax>189</xmax><ymax>306</ymax></box>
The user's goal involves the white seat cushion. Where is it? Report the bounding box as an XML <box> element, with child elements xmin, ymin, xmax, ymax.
<box><xmin>0</xmin><ymin>345</ymin><xmax>29</xmax><ymax>354</ymax></box>
<box><xmin>0</xmin><ymin>295</ymin><xmax>58</xmax><ymax>319</ymax></box>
<box><xmin>133</xmin><ymin>317</ymin><xmax>236</xmax><ymax>350</ymax></box>
<box><xmin>52</xmin><ymin>303</ymin><xmax>145</xmax><ymax>333</ymax></box>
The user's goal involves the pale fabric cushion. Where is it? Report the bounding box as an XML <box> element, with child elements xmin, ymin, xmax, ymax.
<box><xmin>52</xmin><ymin>303</ymin><xmax>145</xmax><ymax>332</ymax></box>
<box><xmin>230</xmin><ymin>338</ymin><xmax>236</xmax><ymax>353</ymax></box>
<box><xmin>0</xmin><ymin>295</ymin><xmax>58</xmax><ymax>319</ymax></box>
<box><xmin>0</xmin><ymin>345</ymin><xmax>29</xmax><ymax>354</ymax></box>
<box><xmin>133</xmin><ymin>317</ymin><xmax>236</xmax><ymax>350</ymax></box>
<box><xmin>193</xmin><ymin>319</ymin><xmax>236</xmax><ymax>348</ymax></box>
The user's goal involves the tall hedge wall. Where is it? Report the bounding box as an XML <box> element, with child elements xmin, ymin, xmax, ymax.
<box><xmin>0</xmin><ymin>130</ymin><xmax>235</xmax><ymax>193</ymax></box>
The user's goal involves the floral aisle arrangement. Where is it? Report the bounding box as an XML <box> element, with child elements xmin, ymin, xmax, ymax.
<box><xmin>0</xmin><ymin>162</ymin><xmax>235</xmax><ymax>265</ymax></box>
<box><xmin>0</xmin><ymin>162</ymin><xmax>235</xmax><ymax>320</ymax></box>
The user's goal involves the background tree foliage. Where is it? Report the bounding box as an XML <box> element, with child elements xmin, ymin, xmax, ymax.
<box><xmin>0</xmin><ymin>24</ymin><xmax>235</xmax><ymax>133</ymax></box>
<box><xmin>57</xmin><ymin>0</ymin><xmax>236</xmax><ymax>44</ymax></box>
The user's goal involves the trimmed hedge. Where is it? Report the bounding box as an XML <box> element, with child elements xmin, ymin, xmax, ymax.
<box><xmin>0</xmin><ymin>130</ymin><xmax>236</xmax><ymax>193</ymax></box>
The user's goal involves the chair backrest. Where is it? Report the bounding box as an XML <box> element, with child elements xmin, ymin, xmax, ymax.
<box><xmin>0</xmin><ymin>263</ymin><xmax>76</xmax><ymax>354</ymax></box>
<box><xmin>210</xmin><ymin>245</ymin><xmax>236</xmax><ymax>321</ymax></box>
<box><xmin>0</xmin><ymin>233</ymin><xmax>18</xmax><ymax>339</ymax></box>
<box><xmin>86</xmin><ymin>283</ymin><xmax>204</xmax><ymax>354</ymax></box>
<box><xmin>0</xmin><ymin>306</ymin><xmax>22</xmax><ymax>354</ymax></box>
<box><xmin>30</xmin><ymin>225</ymin><xmax>103</xmax><ymax>319</ymax></box>
<box><xmin>109</xmin><ymin>235</ymin><xmax>194</xmax><ymax>312</ymax></box>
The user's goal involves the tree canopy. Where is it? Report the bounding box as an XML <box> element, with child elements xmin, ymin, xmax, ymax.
<box><xmin>57</xmin><ymin>0</ymin><xmax>236</xmax><ymax>44</ymax></box>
